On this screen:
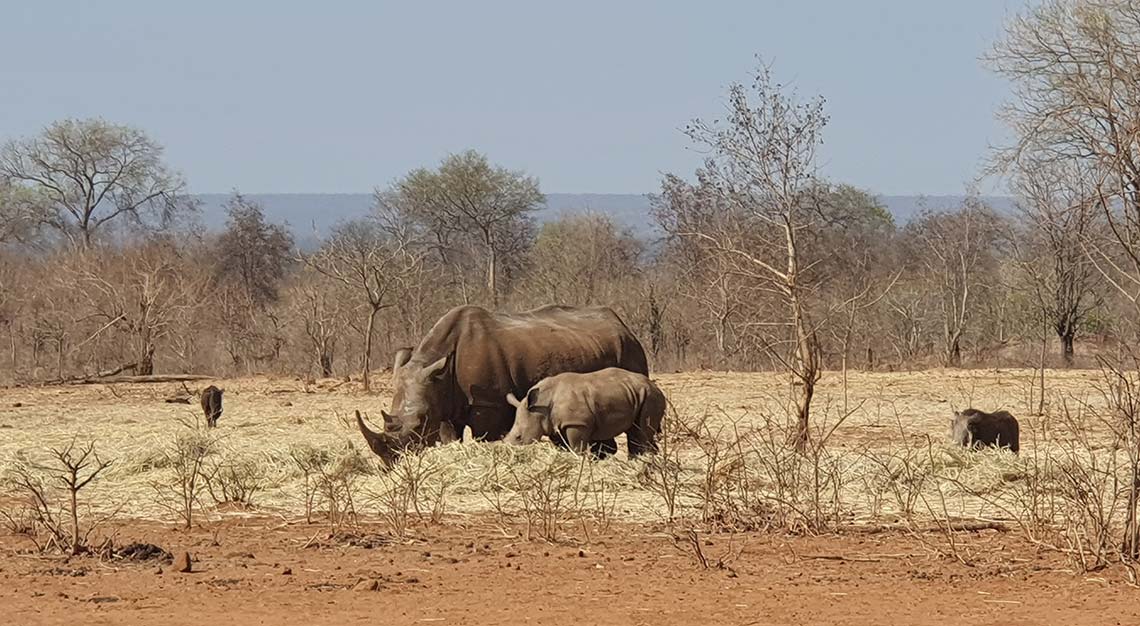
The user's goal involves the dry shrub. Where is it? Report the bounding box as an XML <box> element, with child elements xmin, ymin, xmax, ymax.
<box><xmin>643</xmin><ymin>400</ymin><xmax>855</xmax><ymax>534</ymax></box>
<box><xmin>206</xmin><ymin>453</ymin><xmax>269</xmax><ymax>508</ymax></box>
<box><xmin>152</xmin><ymin>428</ymin><xmax>217</xmax><ymax>529</ymax></box>
<box><xmin>289</xmin><ymin>441</ymin><xmax>371</xmax><ymax>531</ymax></box>
<box><xmin>504</xmin><ymin>452</ymin><xmax>582</xmax><ymax>542</ymax></box>
<box><xmin>2</xmin><ymin>439</ymin><xmax>116</xmax><ymax>554</ymax></box>
<box><xmin>639</xmin><ymin>404</ymin><xmax>686</xmax><ymax>523</ymax></box>
<box><xmin>475</xmin><ymin>443</ymin><xmax>620</xmax><ymax>543</ymax></box>
<box><xmin>857</xmin><ymin>415</ymin><xmax>934</xmax><ymax>523</ymax></box>
<box><xmin>370</xmin><ymin>448</ymin><xmax>446</xmax><ymax>538</ymax></box>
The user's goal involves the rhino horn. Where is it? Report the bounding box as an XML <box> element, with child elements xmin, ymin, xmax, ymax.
<box><xmin>356</xmin><ymin>410</ymin><xmax>398</xmax><ymax>465</ymax></box>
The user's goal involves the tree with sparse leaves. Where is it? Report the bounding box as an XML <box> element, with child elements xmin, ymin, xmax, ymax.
<box><xmin>0</xmin><ymin>119</ymin><xmax>191</xmax><ymax>247</ymax></box>
<box><xmin>658</xmin><ymin>63</ymin><xmax>830</xmax><ymax>451</ymax></box>
<box><xmin>396</xmin><ymin>150</ymin><xmax>541</xmax><ymax>305</ymax></box>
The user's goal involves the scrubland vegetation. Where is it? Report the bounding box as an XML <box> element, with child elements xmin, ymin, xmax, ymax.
<box><xmin>7</xmin><ymin>0</ymin><xmax>1140</xmax><ymax>586</ymax></box>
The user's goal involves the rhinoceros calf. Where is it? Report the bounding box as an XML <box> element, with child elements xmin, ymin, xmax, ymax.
<box><xmin>504</xmin><ymin>367</ymin><xmax>665</xmax><ymax>456</ymax></box>
<box><xmin>950</xmin><ymin>408</ymin><xmax>1019</xmax><ymax>453</ymax></box>
<box><xmin>201</xmin><ymin>385</ymin><xmax>224</xmax><ymax>428</ymax></box>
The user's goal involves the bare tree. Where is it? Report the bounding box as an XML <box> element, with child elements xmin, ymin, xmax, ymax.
<box><xmin>69</xmin><ymin>240</ymin><xmax>203</xmax><ymax>376</ymax></box>
<box><xmin>658</xmin><ymin>63</ymin><xmax>829</xmax><ymax>450</ymax></box>
<box><xmin>905</xmin><ymin>200</ymin><xmax>1003</xmax><ymax>367</ymax></box>
<box><xmin>1010</xmin><ymin>157</ymin><xmax>1103</xmax><ymax>366</ymax></box>
<box><xmin>396</xmin><ymin>150</ymin><xmax>541</xmax><ymax>305</ymax></box>
<box><xmin>0</xmin><ymin>119</ymin><xmax>191</xmax><ymax>247</ymax></box>
<box><xmin>304</xmin><ymin>217</ymin><xmax>419</xmax><ymax>391</ymax></box>
<box><xmin>290</xmin><ymin>268</ymin><xmax>350</xmax><ymax>378</ymax></box>
<box><xmin>990</xmin><ymin>1</ymin><xmax>1140</xmax><ymax>559</ymax></box>
<box><xmin>655</xmin><ymin>179</ymin><xmax>751</xmax><ymax>361</ymax></box>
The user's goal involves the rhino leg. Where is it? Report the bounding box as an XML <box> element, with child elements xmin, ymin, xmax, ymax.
<box><xmin>626</xmin><ymin>424</ymin><xmax>657</xmax><ymax>456</ymax></box>
<box><xmin>589</xmin><ymin>439</ymin><xmax>617</xmax><ymax>459</ymax></box>
<box><xmin>560</xmin><ymin>426</ymin><xmax>593</xmax><ymax>455</ymax></box>
<box><xmin>549</xmin><ymin>430</ymin><xmax>568</xmax><ymax>448</ymax></box>
<box><xmin>439</xmin><ymin>420</ymin><xmax>461</xmax><ymax>444</ymax></box>
<box><xmin>467</xmin><ymin>406</ymin><xmax>514</xmax><ymax>441</ymax></box>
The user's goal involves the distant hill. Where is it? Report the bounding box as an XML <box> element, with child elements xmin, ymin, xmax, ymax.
<box><xmin>194</xmin><ymin>193</ymin><xmax>1018</xmax><ymax>245</ymax></box>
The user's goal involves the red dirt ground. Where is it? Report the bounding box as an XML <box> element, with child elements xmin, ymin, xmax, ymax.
<box><xmin>1</xmin><ymin>519</ymin><xmax>1138</xmax><ymax>626</ymax></box>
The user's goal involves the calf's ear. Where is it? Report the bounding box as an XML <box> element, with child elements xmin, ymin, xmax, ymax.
<box><xmin>506</xmin><ymin>393</ymin><xmax>522</xmax><ymax>408</ymax></box>
<box><xmin>526</xmin><ymin>388</ymin><xmax>541</xmax><ymax>408</ymax></box>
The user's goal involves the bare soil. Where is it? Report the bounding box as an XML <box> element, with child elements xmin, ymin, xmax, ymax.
<box><xmin>0</xmin><ymin>517</ymin><xmax>1136</xmax><ymax>626</ymax></box>
<box><xmin>1</xmin><ymin>369</ymin><xmax>1136</xmax><ymax>624</ymax></box>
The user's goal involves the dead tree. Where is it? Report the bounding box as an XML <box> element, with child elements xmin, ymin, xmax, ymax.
<box><xmin>304</xmin><ymin>218</ymin><xmax>419</xmax><ymax>391</ymax></box>
<box><xmin>658</xmin><ymin>63</ymin><xmax>828</xmax><ymax>451</ymax></box>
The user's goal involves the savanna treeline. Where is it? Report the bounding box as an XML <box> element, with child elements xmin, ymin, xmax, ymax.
<box><xmin>3</xmin><ymin>0</ymin><xmax>1140</xmax><ymax>386</ymax></box>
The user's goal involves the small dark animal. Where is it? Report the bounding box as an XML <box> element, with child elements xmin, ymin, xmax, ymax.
<box><xmin>201</xmin><ymin>385</ymin><xmax>224</xmax><ymax>428</ymax></box>
<box><xmin>950</xmin><ymin>408</ymin><xmax>1019</xmax><ymax>453</ymax></box>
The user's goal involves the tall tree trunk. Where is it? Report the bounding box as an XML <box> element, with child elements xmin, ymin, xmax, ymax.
<box><xmin>56</xmin><ymin>335</ymin><xmax>65</xmax><ymax>380</ymax></box>
<box><xmin>1037</xmin><ymin>314</ymin><xmax>1047</xmax><ymax>415</ymax></box>
<box><xmin>487</xmin><ymin>246</ymin><xmax>498</xmax><ymax>307</ymax></box>
<box><xmin>138</xmin><ymin>343</ymin><xmax>155</xmax><ymax>376</ymax></box>
<box><xmin>786</xmin><ymin>222</ymin><xmax>816</xmax><ymax>453</ymax></box>
<box><xmin>791</xmin><ymin>302</ymin><xmax>818</xmax><ymax>453</ymax></box>
<box><xmin>1059</xmin><ymin>331</ymin><xmax>1075</xmax><ymax>367</ymax></box>
<box><xmin>8</xmin><ymin>324</ymin><xmax>16</xmax><ymax>376</ymax></box>
<box><xmin>318</xmin><ymin>345</ymin><xmax>334</xmax><ymax>378</ymax></box>
<box><xmin>362</xmin><ymin>307</ymin><xmax>379</xmax><ymax>392</ymax></box>
<box><xmin>946</xmin><ymin>333</ymin><xmax>962</xmax><ymax>367</ymax></box>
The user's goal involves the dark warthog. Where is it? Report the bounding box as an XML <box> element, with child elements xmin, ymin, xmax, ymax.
<box><xmin>504</xmin><ymin>367</ymin><xmax>665</xmax><ymax>456</ymax></box>
<box><xmin>355</xmin><ymin>305</ymin><xmax>649</xmax><ymax>463</ymax></box>
<box><xmin>201</xmin><ymin>385</ymin><xmax>224</xmax><ymax>428</ymax></box>
<box><xmin>950</xmin><ymin>408</ymin><xmax>1019</xmax><ymax>453</ymax></box>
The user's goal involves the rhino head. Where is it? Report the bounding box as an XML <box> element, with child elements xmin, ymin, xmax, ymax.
<box><xmin>504</xmin><ymin>389</ymin><xmax>551</xmax><ymax>446</ymax></box>
<box><xmin>949</xmin><ymin>409</ymin><xmax>972</xmax><ymax>445</ymax></box>
<box><xmin>356</xmin><ymin>349</ymin><xmax>454</xmax><ymax>461</ymax></box>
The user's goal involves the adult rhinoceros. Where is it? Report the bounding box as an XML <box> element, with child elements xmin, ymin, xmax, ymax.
<box><xmin>356</xmin><ymin>304</ymin><xmax>649</xmax><ymax>462</ymax></box>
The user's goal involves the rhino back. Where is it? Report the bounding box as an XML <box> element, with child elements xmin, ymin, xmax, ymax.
<box><xmin>953</xmin><ymin>409</ymin><xmax>1019</xmax><ymax>451</ymax></box>
<box><xmin>411</xmin><ymin>305</ymin><xmax>648</xmax><ymax>408</ymax></box>
<box><xmin>544</xmin><ymin>368</ymin><xmax>653</xmax><ymax>438</ymax></box>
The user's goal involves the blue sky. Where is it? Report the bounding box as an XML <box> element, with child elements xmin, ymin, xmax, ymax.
<box><xmin>0</xmin><ymin>1</ymin><xmax>1029</xmax><ymax>195</ymax></box>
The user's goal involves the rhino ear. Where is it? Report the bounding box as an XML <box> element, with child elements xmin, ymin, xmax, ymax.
<box><xmin>423</xmin><ymin>354</ymin><xmax>450</xmax><ymax>380</ymax></box>
<box><xmin>381</xmin><ymin>410</ymin><xmax>395</xmax><ymax>424</ymax></box>
<box><xmin>506</xmin><ymin>393</ymin><xmax>522</xmax><ymax>408</ymax></box>
<box><xmin>393</xmin><ymin>348</ymin><xmax>413</xmax><ymax>372</ymax></box>
<box><xmin>526</xmin><ymin>388</ymin><xmax>541</xmax><ymax>409</ymax></box>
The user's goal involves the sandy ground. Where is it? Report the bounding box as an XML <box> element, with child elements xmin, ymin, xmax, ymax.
<box><xmin>1</xmin><ymin>517</ymin><xmax>1137</xmax><ymax>626</ymax></box>
<box><xmin>0</xmin><ymin>367</ymin><xmax>1117</xmax><ymax>521</ymax></box>
<box><xmin>1</xmin><ymin>369</ymin><xmax>1136</xmax><ymax>624</ymax></box>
